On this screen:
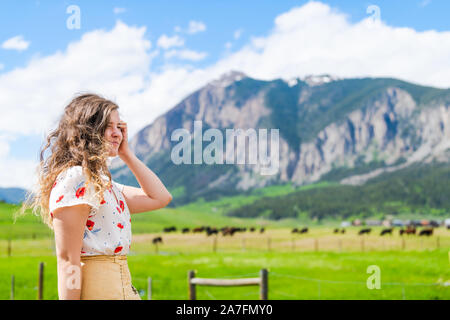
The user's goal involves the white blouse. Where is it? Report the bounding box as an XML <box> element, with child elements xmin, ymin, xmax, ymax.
<box><xmin>49</xmin><ymin>165</ymin><xmax>132</xmax><ymax>256</ymax></box>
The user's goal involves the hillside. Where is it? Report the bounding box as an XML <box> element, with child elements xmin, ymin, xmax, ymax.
<box><xmin>226</xmin><ymin>161</ymin><xmax>450</xmax><ymax>221</ymax></box>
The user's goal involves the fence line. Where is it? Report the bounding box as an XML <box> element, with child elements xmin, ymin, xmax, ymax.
<box><xmin>270</xmin><ymin>271</ymin><xmax>447</xmax><ymax>287</ymax></box>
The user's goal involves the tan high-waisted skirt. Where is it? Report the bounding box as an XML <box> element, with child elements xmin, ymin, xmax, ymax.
<box><xmin>80</xmin><ymin>255</ymin><xmax>141</xmax><ymax>300</ymax></box>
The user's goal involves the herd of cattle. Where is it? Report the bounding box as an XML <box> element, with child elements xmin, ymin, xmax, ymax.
<box><xmin>159</xmin><ymin>225</ymin><xmax>439</xmax><ymax>237</ymax></box>
<box><xmin>163</xmin><ymin>226</ymin><xmax>266</xmax><ymax>237</ymax></box>
<box><xmin>356</xmin><ymin>226</ymin><xmax>435</xmax><ymax>236</ymax></box>
<box><xmin>149</xmin><ymin>225</ymin><xmax>444</xmax><ymax>245</ymax></box>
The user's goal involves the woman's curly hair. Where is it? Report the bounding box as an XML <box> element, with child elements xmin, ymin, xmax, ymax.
<box><xmin>16</xmin><ymin>93</ymin><xmax>120</xmax><ymax>228</ymax></box>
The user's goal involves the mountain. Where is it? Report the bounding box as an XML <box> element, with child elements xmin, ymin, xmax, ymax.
<box><xmin>110</xmin><ymin>70</ymin><xmax>450</xmax><ymax>207</ymax></box>
<box><xmin>0</xmin><ymin>187</ymin><xmax>28</xmax><ymax>204</ymax></box>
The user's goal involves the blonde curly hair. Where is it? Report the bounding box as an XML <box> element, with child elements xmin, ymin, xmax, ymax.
<box><xmin>16</xmin><ymin>93</ymin><xmax>120</xmax><ymax>228</ymax></box>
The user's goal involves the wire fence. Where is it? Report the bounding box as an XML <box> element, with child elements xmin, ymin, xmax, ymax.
<box><xmin>131</xmin><ymin>270</ymin><xmax>449</xmax><ymax>300</ymax></box>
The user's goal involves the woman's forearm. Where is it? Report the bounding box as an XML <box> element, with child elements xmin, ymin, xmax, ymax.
<box><xmin>57</xmin><ymin>258</ymin><xmax>82</xmax><ymax>300</ymax></box>
<box><xmin>121</xmin><ymin>152</ymin><xmax>172</xmax><ymax>203</ymax></box>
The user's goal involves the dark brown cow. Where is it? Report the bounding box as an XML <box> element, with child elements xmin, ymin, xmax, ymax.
<box><xmin>299</xmin><ymin>227</ymin><xmax>308</xmax><ymax>234</ymax></box>
<box><xmin>358</xmin><ymin>228</ymin><xmax>371</xmax><ymax>235</ymax></box>
<box><xmin>418</xmin><ymin>228</ymin><xmax>433</xmax><ymax>236</ymax></box>
<box><xmin>380</xmin><ymin>228</ymin><xmax>393</xmax><ymax>236</ymax></box>
<box><xmin>163</xmin><ymin>226</ymin><xmax>176</xmax><ymax>233</ymax></box>
<box><xmin>152</xmin><ymin>236</ymin><xmax>162</xmax><ymax>244</ymax></box>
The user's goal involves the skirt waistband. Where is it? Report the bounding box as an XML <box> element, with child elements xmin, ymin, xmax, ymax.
<box><xmin>81</xmin><ymin>255</ymin><xmax>127</xmax><ymax>263</ymax></box>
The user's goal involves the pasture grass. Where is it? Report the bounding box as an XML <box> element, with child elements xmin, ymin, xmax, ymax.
<box><xmin>0</xmin><ymin>228</ymin><xmax>449</xmax><ymax>300</ymax></box>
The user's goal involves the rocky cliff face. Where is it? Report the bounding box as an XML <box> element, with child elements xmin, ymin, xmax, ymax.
<box><xmin>111</xmin><ymin>71</ymin><xmax>450</xmax><ymax>203</ymax></box>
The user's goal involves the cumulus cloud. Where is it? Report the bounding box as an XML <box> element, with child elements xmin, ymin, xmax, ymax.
<box><xmin>187</xmin><ymin>20</ymin><xmax>206</xmax><ymax>34</ymax></box>
<box><xmin>2</xmin><ymin>35</ymin><xmax>30</xmax><ymax>51</ymax></box>
<box><xmin>164</xmin><ymin>49</ymin><xmax>207</xmax><ymax>61</ymax></box>
<box><xmin>234</xmin><ymin>29</ymin><xmax>243</xmax><ymax>40</ymax></box>
<box><xmin>157</xmin><ymin>34</ymin><xmax>185</xmax><ymax>49</ymax></box>
<box><xmin>174</xmin><ymin>20</ymin><xmax>206</xmax><ymax>34</ymax></box>
<box><xmin>113</xmin><ymin>7</ymin><xmax>126</xmax><ymax>14</ymax></box>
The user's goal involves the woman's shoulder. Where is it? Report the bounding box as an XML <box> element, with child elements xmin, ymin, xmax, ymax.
<box><xmin>56</xmin><ymin>165</ymin><xmax>84</xmax><ymax>181</ymax></box>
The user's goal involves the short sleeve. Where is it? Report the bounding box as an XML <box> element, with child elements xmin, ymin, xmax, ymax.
<box><xmin>112</xmin><ymin>181</ymin><xmax>125</xmax><ymax>193</ymax></box>
<box><xmin>49</xmin><ymin>166</ymin><xmax>101</xmax><ymax>215</ymax></box>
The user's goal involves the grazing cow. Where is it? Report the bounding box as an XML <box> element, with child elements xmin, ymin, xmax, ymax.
<box><xmin>250</xmin><ymin>227</ymin><xmax>255</xmax><ymax>232</ymax></box>
<box><xmin>380</xmin><ymin>228</ymin><xmax>393</xmax><ymax>236</ymax></box>
<box><xmin>405</xmin><ymin>226</ymin><xmax>416</xmax><ymax>235</ymax></box>
<box><xmin>292</xmin><ymin>228</ymin><xmax>299</xmax><ymax>234</ymax></box>
<box><xmin>358</xmin><ymin>228</ymin><xmax>371</xmax><ymax>235</ymax></box>
<box><xmin>193</xmin><ymin>227</ymin><xmax>205</xmax><ymax>233</ymax></box>
<box><xmin>340</xmin><ymin>229</ymin><xmax>346</xmax><ymax>234</ymax></box>
<box><xmin>206</xmin><ymin>227</ymin><xmax>219</xmax><ymax>236</ymax></box>
<box><xmin>333</xmin><ymin>228</ymin><xmax>339</xmax><ymax>233</ymax></box>
<box><xmin>222</xmin><ymin>227</ymin><xmax>239</xmax><ymax>236</ymax></box>
<box><xmin>182</xmin><ymin>228</ymin><xmax>190</xmax><ymax>233</ymax></box>
<box><xmin>299</xmin><ymin>227</ymin><xmax>308</xmax><ymax>234</ymax></box>
<box><xmin>163</xmin><ymin>226</ymin><xmax>176</xmax><ymax>233</ymax></box>
<box><xmin>152</xmin><ymin>236</ymin><xmax>163</xmax><ymax>244</ymax></box>
<box><xmin>260</xmin><ymin>228</ymin><xmax>265</xmax><ymax>234</ymax></box>
<box><xmin>418</xmin><ymin>228</ymin><xmax>433</xmax><ymax>236</ymax></box>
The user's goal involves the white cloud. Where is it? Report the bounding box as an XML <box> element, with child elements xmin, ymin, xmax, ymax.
<box><xmin>187</xmin><ymin>20</ymin><xmax>206</xmax><ymax>34</ymax></box>
<box><xmin>225</xmin><ymin>42</ymin><xmax>232</xmax><ymax>49</ymax></box>
<box><xmin>113</xmin><ymin>7</ymin><xmax>126</xmax><ymax>14</ymax></box>
<box><xmin>2</xmin><ymin>35</ymin><xmax>30</xmax><ymax>51</ymax></box>
<box><xmin>234</xmin><ymin>29</ymin><xmax>243</xmax><ymax>40</ymax></box>
<box><xmin>173</xmin><ymin>20</ymin><xmax>206</xmax><ymax>35</ymax></box>
<box><xmin>157</xmin><ymin>34</ymin><xmax>185</xmax><ymax>49</ymax></box>
<box><xmin>0</xmin><ymin>134</ymin><xmax>37</xmax><ymax>189</ymax></box>
<box><xmin>419</xmin><ymin>0</ymin><xmax>431</xmax><ymax>7</ymax></box>
<box><xmin>164</xmin><ymin>49</ymin><xmax>207</xmax><ymax>61</ymax></box>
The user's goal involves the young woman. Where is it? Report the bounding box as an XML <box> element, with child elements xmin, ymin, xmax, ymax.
<box><xmin>18</xmin><ymin>93</ymin><xmax>172</xmax><ymax>300</ymax></box>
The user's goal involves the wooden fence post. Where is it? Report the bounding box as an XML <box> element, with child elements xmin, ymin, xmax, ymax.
<box><xmin>7</xmin><ymin>239</ymin><xmax>11</xmax><ymax>257</ymax></box>
<box><xmin>213</xmin><ymin>237</ymin><xmax>217</xmax><ymax>253</ymax></box>
<box><xmin>10</xmin><ymin>275</ymin><xmax>14</xmax><ymax>300</ymax></box>
<box><xmin>147</xmin><ymin>277</ymin><xmax>152</xmax><ymax>300</ymax></box>
<box><xmin>38</xmin><ymin>262</ymin><xmax>44</xmax><ymax>300</ymax></box>
<box><xmin>188</xmin><ymin>270</ymin><xmax>196</xmax><ymax>300</ymax></box>
<box><xmin>260</xmin><ymin>269</ymin><xmax>268</xmax><ymax>300</ymax></box>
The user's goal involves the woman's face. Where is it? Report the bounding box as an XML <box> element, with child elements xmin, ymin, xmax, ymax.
<box><xmin>104</xmin><ymin>109</ymin><xmax>123</xmax><ymax>157</ymax></box>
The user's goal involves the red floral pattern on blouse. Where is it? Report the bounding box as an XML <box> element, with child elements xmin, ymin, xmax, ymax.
<box><xmin>75</xmin><ymin>187</ymin><xmax>86</xmax><ymax>198</ymax></box>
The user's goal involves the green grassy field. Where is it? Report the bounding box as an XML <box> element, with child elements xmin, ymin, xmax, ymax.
<box><xmin>0</xmin><ymin>191</ymin><xmax>449</xmax><ymax>300</ymax></box>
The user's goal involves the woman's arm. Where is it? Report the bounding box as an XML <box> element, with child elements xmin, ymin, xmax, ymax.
<box><xmin>117</xmin><ymin>121</ymin><xmax>172</xmax><ymax>214</ymax></box>
<box><xmin>119</xmin><ymin>152</ymin><xmax>173</xmax><ymax>214</ymax></box>
<box><xmin>52</xmin><ymin>204</ymin><xmax>91</xmax><ymax>300</ymax></box>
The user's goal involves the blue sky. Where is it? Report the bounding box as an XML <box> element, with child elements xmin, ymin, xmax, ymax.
<box><xmin>0</xmin><ymin>0</ymin><xmax>449</xmax><ymax>189</ymax></box>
